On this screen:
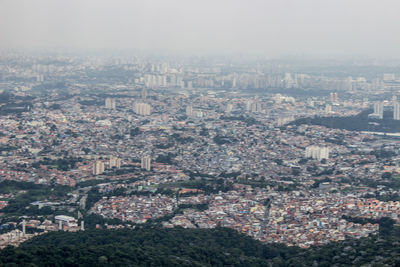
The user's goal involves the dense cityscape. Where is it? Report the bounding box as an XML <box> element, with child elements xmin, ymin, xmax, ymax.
<box><xmin>1</xmin><ymin>52</ymin><xmax>400</xmax><ymax>256</ymax></box>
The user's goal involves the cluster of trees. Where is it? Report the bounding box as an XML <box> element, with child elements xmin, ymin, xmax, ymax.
<box><xmin>363</xmin><ymin>176</ymin><xmax>400</xmax><ymax>190</ymax></box>
<box><xmin>155</xmin><ymin>153</ymin><xmax>176</xmax><ymax>164</ymax></box>
<box><xmin>85</xmin><ymin>186</ymin><xmax>127</xmax><ymax>210</ymax></box>
<box><xmin>0</xmin><ymin>227</ymin><xmax>298</xmax><ymax>266</ymax></box>
<box><xmin>31</xmin><ymin>81</ymin><xmax>67</xmax><ymax>92</ymax></box>
<box><xmin>129</xmin><ymin>127</ymin><xmax>141</xmax><ymax>137</ymax></box>
<box><xmin>371</xmin><ymin>149</ymin><xmax>397</xmax><ymax>159</ymax></box>
<box><xmin>170</xmin><ymin>133</ymin><xmax>194</xmax><ymax>144</ymax></box>
<box><xmin>213</xmin><ymin>135</ymin><xmax>237</xmax><ymax>145</ymax></box>
<box><xmin>1</xmin><ymin>218</ymin><xmax>400</xmax><ymax>266</ymax></box>
<box><xmin>31</xmin><ymin>157</ymin><xmax>83</xmax><ymax>171</ymax></box>
<box><xmin>75</xmin><ymin>179</ymin><xmax>111</xmax><ymax>188</ymax></box>
<box><xmin>0</xmin><ymin>181</ymin><xmax>71</xmax><ymax>216</ymax></box>
<box><xmin>177</xmin><ymin>203</ymin><xmax>209</xmax><ymax>211</ymax></box>
<box><xmin>0</xmin><ymin>144</ymin><xmax>17</xmax><ymax>153</ymax></box>
<box><xmin>220</xmin><ymin>115</ymin><xmax>259</xmax><ymax>126</ymax></box>
<box><xmin>290</xmin><ymin>109</ymin><xmax>400</xmax><ymax>133</ymax></box>
<box><xmin>0</xmin><ymin>101</ymin><xmax>32</xmax><ymax>115</ymax></box>
<box><xmin>162</xmin><ymin>179</ymin><xmax>234</xmax><ymax>195</ymax></box>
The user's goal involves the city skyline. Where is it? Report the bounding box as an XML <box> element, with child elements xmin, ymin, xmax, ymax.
<box><xmin>2</xmin><ymin>0</ymin><xmax>400</xmax><ymax>58</ymax></box>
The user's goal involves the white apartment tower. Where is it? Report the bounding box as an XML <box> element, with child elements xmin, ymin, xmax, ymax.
<box><xmin>226</xmin><ymin>104</ymin><xmax>233</xmax><ymax>114</ymax></box>
<box><xmin>325</xmin><ymin>104</ymin><xmax>332</xmax><ymax>114</ymax></box>
<box><xmin>305</xmin><ymin>146</ymin><xmax>330</xmax><ymax>161</ymax></box>
<box><xmin>141</xmin><ymin>156</ymin><xmax>151</xmax><ymax>171</ymax></box>
<box><xmin>394</xmin><ymin>101</ymin><xmax>400</xmax><ymax>120</ymax></box>
<box><xmin>93</xmin><ymin>160</ymin><xmax>105</xmax><ymax>175</ymax></box>
<box><xmin>186</xmin><ymin>105</ymin><xmax>193</xmax><ymax>117</ymax></box>
<box><xmin>135</xmin><ymin>103</ymin><xmax>151</xmax><ymax>115</ymax></box>
<box><xmin>374</xmin><ymin>102</ymin><xmax>384</xmax><ymax>119</ymax></box>
<box><xmin>109</xmin><ymin>156</ymin><xmax>121</xmax><ymax>169</ymax></box>
<box><xmin>105</xmin><ymin>98</ymin><xmax>116</xmax><ymax>109</ymax></box>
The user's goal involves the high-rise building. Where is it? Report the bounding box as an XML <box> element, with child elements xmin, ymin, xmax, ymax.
<box><xmin>383</xmin><ymin>73</ymin><xmax>395</xmax><ymax>81</ymax></box>
<box><xmin>141</xmin><ymin>156</ymin><xmax>151</xmax><ymax>171</ymax></box>
<box><xmin>226</xmin><ymin>103</ymin><xmax>233</xmax><ymax>114</ymax></box>
<box><xmin>22</xmin><ymin>220</ymin><xmax>26</xmax><ymax>236</ymax></box>
<box><xmin>374</xmin><ymin>102</ymin><xmax>384</xmax><ymax>119</ymax></box>
<box><xmin>305</xmin><ymin>146</ymin><xmax>330</xmax><ymax>161</ymax></box>
<box><xmin>394</xmin><ymin>101</ymin><xmax>400</xmax><ymax>120</ymax></box>
<box><xmin>93</xmin><ymin>160</ymin><xmax>105</xmax><ymax>175</ymax></box>
<box><xmin>325</xmin><ymin>104</ymin><xmax>332</xmax><ymax>114</ymax></box>
<box><xmin>105</xmin><ymin>98</ymin><xmax>116</xmax><ymax>109</ymax></box>
<box><xmin>109</xmin><ymin>156</ymin><xmax>121</xmax><ymax>169</ymax></box>
<box><xmin>135</xmin><ymin>103</ymin><xmax>151</xmax><ymax>115</ymax></box>
<box><xmin>186</xmin><ymin>105</ymin><xmax>193</xmax><ymax>116</ymax></box>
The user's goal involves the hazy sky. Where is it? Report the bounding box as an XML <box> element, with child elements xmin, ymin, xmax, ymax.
<box><xmin>1</xmin><ymin>0</ymin><xmax>400</xmax><ymax>58</ymax></box>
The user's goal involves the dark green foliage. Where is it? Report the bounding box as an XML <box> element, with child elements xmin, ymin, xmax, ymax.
<box><xmin>371</xmin><ymin>149</ymin><xmax>396</xmax><ymax>159</ymax></box>
<box><xmin>160</xmin><ymin>179</ymin><xmax>234</xmax><ymax>195</ymax></box>
<box><xmin>219</xmin><ymin>171</ymin><xmax>241</xmax><ymax>178</ymax></box>
<box><xmin>0</xmin><ymin>181</ymin><xmax>71</xmax><ymax>216</ymax></box>
<box><xmin>79</xmin><ymin>99</ymin><xmax>104</xmax><ymax>106</ymax></box>
<box><xmin>199</xmin><ymin>127</ymin><xmax>209</xmax><ymax>136</ymax></box>
<box><xmin>84</xmin><ymin>214</ymin><xmax>127</xmax><ymax>228</ymax></box>
<box><xmin>155</xmin><ymin>153</ymin><xmax>176</xmax><ymax>164</ymax></box>
<box><xmin>129</xmin><ymin>127</ymin><xmax>141</xmax><ymax>137</ymax></box>
<box><xmin>290</xmin><ymin>109</ymin><xmax>400</xmax><ymax>133</ymax></box>
<box><xmin>363</xmin><ymin>177</ymin><xmax>400</xmax><ymax>190</ymax></box>
<box><xmin>32</xmin><ymin>157</ymin><xmax>83</xmax><ymax>171</ymax></box>
<box><xmin>2</xmin><ymin>220</ymin><xmax>400</xmax><ymax>266</ymax></box>
<box><xmin>220</xmin><ymin>115</ymin><xmax>259</xmax><ymax>126</ymax></box>
<box><xmin>171</xmin><ymin>133</ymin><xmax>194</xmax><ymax>144</ymax></box>
<box><xmin>85</xmin><ymin>187</ymin><xmax>103</xmax><ymax>210</ymax></box>
<box><xmin>177</xmin><ymin>203</ymin><xmax>209</xmax><ymax>211</ymax></box>
<box><xmin>0</xmin><ymin>227</ymin><xmax>299</xmax><ymax>266</ymax></box>
<box><xmin>0</xmin><ymin>145</ymin><xmax>17</xmax><ymax>152</ymax></box>
<box><xmin>75</xmin><ymin>179</ymin><xmax>111</xmax><ymax>188</ymax></box>
<box><xmin>311</xmin><ymin>178</ymin><xmax>331</xmax><ymax>189</ymax></box>
<box><xmin>48</xmin><ymin>103</ymin><xmax>61</xmax><ymax>110</ymax></box>
<box><xmin>155</xmin><ymin>142</ymin><xmax>174</xmax><ymax>149</ymax></box>
<box><xmin>213</xmin><ymin>135</ymin><xmax>236</xmax><ymax>145</ymax></box>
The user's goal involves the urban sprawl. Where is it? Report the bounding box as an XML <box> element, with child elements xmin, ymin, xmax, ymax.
<box><xmin>1</xmin><ymin>52</ymin><xmax>400</xmax><ymax>249</ymax></box>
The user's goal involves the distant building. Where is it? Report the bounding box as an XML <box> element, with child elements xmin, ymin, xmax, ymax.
<box><xmin>135</xmin><ymin>103</ymin><xmax>151</xmax><ymax>115</ymax></box>
<box><xmin>325</xmin><ymin>104</ymin><xmax>332</xmax><ymax>114</ymax></box>
<box><xmin>141</xmin><ymin>156</ymin><xmax>151</xmax><ymax>171</ymax></box>
<box><xmin>370</xmin><ymin>102</ymin><xmax>384</xmax><ymax>119</ymax></box>
<box><xmin>305</xmin><ymin>146</ymin><xmax>330</xmax><ymax>161</ymax></box>
<box><xmin>55</xmin><ymin>215</ymin><xmax>78</xmax><ymax>229</ymax></box>
<box><xmin>226</xmin><ymin>103</ymin><xmax>233</xmax><ymax>114</ymax></box>
<box><xmin>394</xmin><ymin>101</ymin><xmax>400</xmax><ymax>120</ymax></box>
<box><xmin>93</xmin><ymin>160</ymin><xmax>104</xmax><ymax>175</ymax></box>
<box><xmin>109</xmin><ymin>156</ymin><xmax>121</xmax><ymax>169</ymax></box>
<box><xmin>186</xmin><ymin>105</ymin><xmax>193</xmax><ymax>117</ymax></box>
<box><xmin>105</xmin><ymin>98</ymin><xmax>116</xmax><ymax>109</ymax></box>
<box><xmin>383</xmin><ymin>73</ymin><xmax>396</xmax><ymax>81</ymax></box>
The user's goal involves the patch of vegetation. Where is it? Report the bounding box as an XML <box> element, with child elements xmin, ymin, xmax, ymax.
<box><xmin>290</xmin><ymin>109</ymin><xmax>400</xmax><ymax>133</ymax></box>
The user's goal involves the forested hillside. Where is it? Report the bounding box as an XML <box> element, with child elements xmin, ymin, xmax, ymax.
<box><xmin>0</xmin><ymin>218</ymin><xmax>399</xmax><ymax>266</ymax></box>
